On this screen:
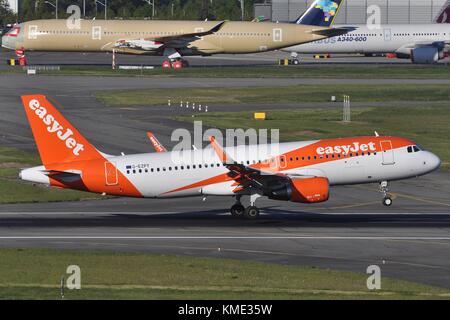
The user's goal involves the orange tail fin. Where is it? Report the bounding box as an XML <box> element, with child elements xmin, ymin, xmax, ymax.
<box><xmin>21</xmin><ymin>95</ymin><xmax>102</xmax><ymax>166</ymax></box>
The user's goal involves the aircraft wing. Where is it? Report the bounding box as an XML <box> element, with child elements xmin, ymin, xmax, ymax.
<box><xmin>114</xmin><ymin>21</ymin><xmax>226</xmax><ymax>52</ymax></box>
<box><xmin>209</xmin><ymin>136</ymin><xmax>313</xmax><ymax>193</ymax></box>
<box><xmin>152</xmin><ymin>21</ymin><xmax>226</xmax><ymax>45</ymax></box>
<box><xmin>396</xmin><ymin>40</ymin><xmax>450</xmax><ymax>54</ymax></box>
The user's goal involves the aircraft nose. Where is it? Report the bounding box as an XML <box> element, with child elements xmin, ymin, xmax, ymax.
<box><xmin>424</xmin><ymin>152</ymin><xmax>441</xmax><ymax>173</ymax></box>
<box><xmin>1</xmin><ymin>25</ymin><xmax>20</xmax><ymax>50</ymax></box>
<box><xmin>1</xmin><ymin>32</ymin><xmax>15</xmax><ymax>49</ymax></box>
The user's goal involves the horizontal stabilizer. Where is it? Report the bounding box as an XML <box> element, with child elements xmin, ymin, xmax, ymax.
<box><xmin>311</xmin><ymin>27</ymin><xmax>354</xmax><ymax>37</ymax></box>
<box><xmin>44</xmin><ymin>170</ymin><xmax>82</xmax><ymax>183</ymax></box>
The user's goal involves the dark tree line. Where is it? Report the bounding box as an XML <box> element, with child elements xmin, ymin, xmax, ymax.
<box><xmin>7</xmin><ymin>0</ymin><xmax>263</xmax><ymax>23</ymax></box>
<box><xmin>1</xmin><ymin>0</ymin><xmax>16</xmax><ymax>27</ymax></box>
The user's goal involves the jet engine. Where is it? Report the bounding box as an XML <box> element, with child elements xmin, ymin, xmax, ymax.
<box><xmin>411</xmin><ymin>47</ymin><xmax>441</xmax><ymax>64</ymax></box>
<box><xmin>267</xmin><ymin>177</ymin><xmax>329</xmax><ymax>204</ymax></box>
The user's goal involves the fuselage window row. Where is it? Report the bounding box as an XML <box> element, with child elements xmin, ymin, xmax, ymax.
<box><xmin>124</xmin><ymin>151</ymin><xmax>386</xmax><ymax>175</ymax></box>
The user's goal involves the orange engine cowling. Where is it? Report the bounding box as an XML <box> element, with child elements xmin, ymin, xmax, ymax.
<box><xmin>267</xmin><ymin>177</ymin><xmax>329</xmax><ymax>204</ymax></box>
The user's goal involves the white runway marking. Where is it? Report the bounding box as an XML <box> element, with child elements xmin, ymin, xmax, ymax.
<box><xmin>0</xmin><ymin>211</ymin><xmax>449</xmax><ymax>216</ymax></box>
<box><xmin>1</xmin><ymin>236</ymin><xmax>450</xmax><ymax>240</ymax></box>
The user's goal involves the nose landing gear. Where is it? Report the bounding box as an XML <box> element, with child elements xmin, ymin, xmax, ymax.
<box><xmin>380</xmin><ymin>181</ymin><xmax>393</xmax><ymax>206</ymax></box>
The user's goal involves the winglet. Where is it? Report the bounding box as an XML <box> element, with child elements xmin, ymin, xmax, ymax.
<box><xmin>209</xmin><ymin>136</ymin><xmax>233</xmax><ymax>163</ymax></box>
<box><xmin>209</xmin><ymin>21</ymin><xmax>226</xmax><ymax>34</ymax></box>
<box><xmin>147</xmin><ymin>132</ymin><xmax>167</xmax><ymax>153</ymax></box>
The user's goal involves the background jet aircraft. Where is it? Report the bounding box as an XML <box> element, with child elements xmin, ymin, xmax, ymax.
<box><xmin>284</xmin><ymin>0</ymin><xmax>450</xmax><ymax>64</ymax></box>
<box><xmin>1</xmin><ymin>0</ymin><xmax>348</xmax><ymax>68</ymax></box>
<box><xmin>436</xmin><ymin>0</ymin><xmax>450</xmax><ymax>23</ymax></box>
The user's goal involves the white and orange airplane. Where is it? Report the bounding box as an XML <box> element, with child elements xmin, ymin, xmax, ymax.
<box><xmin>20</xmin><ymin>95</ymin><xmax>441</xmax><ymax>219</ymax></box>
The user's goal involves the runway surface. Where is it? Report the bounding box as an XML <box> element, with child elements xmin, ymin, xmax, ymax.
<box><xmin>0</xmin><ymin>51</ymin><xmax>419</xmax><ymax>68</ymax></box>
<box><xmin>1</xmin><ymin>172</ymin><xmax>450</xmax><ymax>288</ymax></box>
<box><xmin>0</xmin><ymin>57</ymin><xmax>449</xmax><ymax>289</ymax></box>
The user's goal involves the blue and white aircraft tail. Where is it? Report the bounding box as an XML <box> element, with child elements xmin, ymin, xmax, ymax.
<box><xmin>295</xmin><ymin>0</ymin><xmax>345</xmax><ymax>27</ymax></box>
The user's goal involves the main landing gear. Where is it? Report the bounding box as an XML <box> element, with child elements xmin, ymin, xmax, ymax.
<box><xmin>230</xmin><ymin>194</ymin><xmax>261</xmax><ymax>219</ymax></box>
<box><xmin>162</xmin><ymin>58</ymin><xmax>190</xmax><ymax>69</ymax></box>
<box><xmin>380</xmin><ymin>181</ymin><xmax>393</xmax><ymax>206</ymax></box>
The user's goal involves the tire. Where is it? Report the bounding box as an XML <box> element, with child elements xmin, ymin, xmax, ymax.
<box><xmin>230</xmin><ymin>204</ymin><xmax>245</xmax><ymax>217</ymax></box>
<box><xmin>244</xmin><ymin>206</ymin><xmax>260</xmax><ymax>219</ymax></box>
<box><xmin>162</xmin><ymin>60</ymin><xmax>172</xmax><ymax>68</ymax></box>
<box><xmin>383</xmin><ymin>197</ymin><xmax>393</xmax><ymax>207</ymax></box>
<box><xmin>293</xmin><ymin>59</ymin><xmax>300</xmax><ymax>65</ymax></box>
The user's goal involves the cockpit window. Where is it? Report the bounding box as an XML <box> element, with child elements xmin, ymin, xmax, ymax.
<box><xmin>408</xmin><ymin>145</ymin><xmax>421</xmax><ymax>153</ymax></box>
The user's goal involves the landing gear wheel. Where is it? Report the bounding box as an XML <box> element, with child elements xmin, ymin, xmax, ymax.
<box><xmin>244</xmin><ymin>206</ymin><xmax>260</xmax><ymax>219</ymax></box>
<box><xmin>172</xmin><ymin>60</ymin><xmax>183</xmax><ymax>69</ymax></box>
<box><xmin>162</xmin><ymin>60</ymin><xmax>172</xmax><ymax>68</ymax></box>
<box><xmin>230</xmin><ymin>204</ymin><xmax>245</xmax><ymax>217</ymax></box>
<box><xmin>292</xmin><ymin>59</ymin><xmax>300</xmax><ymax>65</ymax></box>
<box><xmin>383</xmin><ymin>197</ymin><xmax>393</xmax><ymax>207</ymax></box>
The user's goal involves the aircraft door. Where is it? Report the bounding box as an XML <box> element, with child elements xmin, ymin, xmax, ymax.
<box><xmin>104</xmin><ymin>162</ymin><xmax>118</xmax><ymax>186</ymax></box>
<box><xmin>380</xmin><ymin>140</ymin><xmax>395</xmax><ymax>165</ymax></box>
<box><xmin>383</xmin><ymin>28</ymin><xmax>392</xmax><ymax>41</ymax></box>
<box><xmin>273</xmin><ymin>28</ymin><xmax>282</xmax><ymax>42</ymax></box>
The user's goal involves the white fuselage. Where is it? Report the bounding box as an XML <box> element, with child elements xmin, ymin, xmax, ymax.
<box><xmin>22</xmin><ymin>139</ymin><xmax>440</xmax><ymax>199</ymax></box>
<box><xmin>284</xmin><ymin>24</ymin><xmax>450</xmax><ymax>55</ymax></box>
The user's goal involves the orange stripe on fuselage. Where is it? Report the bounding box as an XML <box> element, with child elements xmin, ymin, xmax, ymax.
<box><xmin>163</xmin><ymin>136</ymin><xmax>413</xmax><ymax>195</ymax></box>
<box><xmin>48</xmin><ymin>158</ymin><xmax>142</xmax><ymax>197</ymax></box>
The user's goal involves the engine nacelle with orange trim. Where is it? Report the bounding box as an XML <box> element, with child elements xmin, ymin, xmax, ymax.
<box><xmin>267</xmin><ymin>177</ymin><xmax>329</xmax><ymax>204</ymax></box>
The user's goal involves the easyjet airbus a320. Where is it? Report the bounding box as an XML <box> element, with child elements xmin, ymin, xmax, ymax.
<box><xmin>20</xmin><ymin>95</ymin><xmax>441</xmax><ymax>219</ymax></box>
